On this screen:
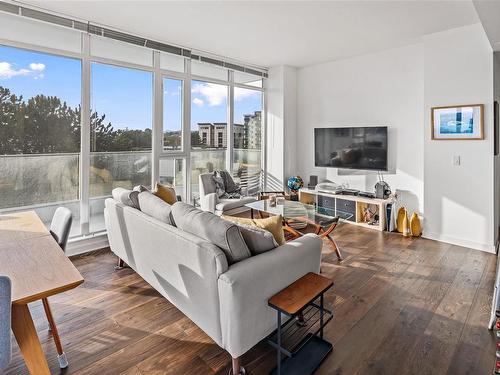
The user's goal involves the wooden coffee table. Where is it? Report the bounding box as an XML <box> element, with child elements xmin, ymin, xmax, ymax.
<box><xmin>267</xmin><ymin>272</ymin><xmax>334</xmax><ymax>375</ymax></box>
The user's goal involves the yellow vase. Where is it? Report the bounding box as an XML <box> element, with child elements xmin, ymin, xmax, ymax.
<box><xmin>410</xmin><ymin>212</ymin><xmax>422</xmax><ymax>237</ymax></box>
<box><xmin>402</xmin><ymin>209</ymin><xmax>410</xmax><ymax>237</ymax></box>
<box><xmin>396</xmin><ymin>207</ymin><xmax>406</xmax><ymax>233</ymax></box>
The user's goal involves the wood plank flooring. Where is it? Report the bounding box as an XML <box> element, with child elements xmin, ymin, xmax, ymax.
<box><xmin>4</xmin><ymin>224</ymin><xmax>497</xmax><ymax>374</ymax></box>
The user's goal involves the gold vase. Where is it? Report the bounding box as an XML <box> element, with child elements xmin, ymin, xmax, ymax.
<box><xmin>402</xmin><ymin>209</ymin><xmax>410</xmax><ymax>237</ymax></box>
<box><xmin>410</xmin><ymin>212</ymin><xmax>422</xmax><ymax>237</ymax></box>
<box><xmin>396</xmin><ymin>207</ymin><xmax>406</xmax><ymax>233</ymax></box>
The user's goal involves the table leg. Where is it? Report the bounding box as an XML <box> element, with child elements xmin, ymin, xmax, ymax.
<box><xmin>11</xmin><ymin>304</ymin><xmax>51</xmax><ymax>375</ymax></box>
<box><xmin>277</xmin><ymin>311</ymin><xmax>281</xmax><ymax>375</ymax></box>
<box><xmin>325</xmin><ymin>234</ymin><xmax>343</xmax><ymax>261</ymax></box>
<box><xmin>320</xmin><ymin>294</ymin><xmax>324</xmax><ymax>339</ymax></box>
<box><xmin>250</xmin><ymin>208</ymin><xmax>254</xmax><ymax>219</ymax></box>
<box><xmin>42</xmin><ymin>298</ymin><xmax>68</xmax><ymax>368</ymax></box>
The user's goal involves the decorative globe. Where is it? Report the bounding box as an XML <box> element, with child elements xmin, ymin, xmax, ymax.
<box><xmin>287</xmin><ymin>176</ymin><xmax>304</xmax><ymax>192</ymax></box>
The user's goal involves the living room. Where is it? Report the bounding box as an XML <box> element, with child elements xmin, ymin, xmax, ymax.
<box><xmin>1</xmin><ymin>1</ymin><xmax>500</xmax><ymax>374</ymax></box>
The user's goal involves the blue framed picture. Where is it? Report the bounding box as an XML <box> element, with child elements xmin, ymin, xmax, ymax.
<box><xmin>431</xmin><ymin>104</ymin><xmax>484</xmax><ymax>140</ymax></box>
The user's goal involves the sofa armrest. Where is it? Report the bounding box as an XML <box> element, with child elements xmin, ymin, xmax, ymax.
<box><xmin>217</xmin><ymin>234</ymin><xmax>322</xmax><ymax>358</ymax></box>
<box><xmin>200</xmin><ymin>192</ymin><xmax>218</xmax><ymax>213</ymax></box>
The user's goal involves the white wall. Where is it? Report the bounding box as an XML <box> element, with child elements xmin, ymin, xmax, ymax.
<box><xmin>495</xmin><ymin>52</ymin><xmax>500</xmax><ymax>248</ymax></box>
<box><xmin>296</xmin><ymin>43</ymin><xmax>425</xmax><ymax>215</ymax></box>
<box><xmin>423</xmin><ymin>23</ymin><xmax>494</xmax><ymax>252</ymax></box>
<box><xmin>293</xmin><ymin>23</ymin><xmax>494</xmax><ymax>252</ymax></box>
<box><xmin>266</xmin><ymin>65</ymin><xmax>297</xmax><ymax>190</ymax></box>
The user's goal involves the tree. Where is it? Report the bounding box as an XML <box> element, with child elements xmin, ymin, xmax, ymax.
<box><xmin>0</xmin><ymin>86</ymin><xmax>24</xmax><ymax>154</ymax></box>
<box><xmin>0</xmin><ymin>85</ymin><xmax>154</xmax><ymax>155</ymax></box>
<box><xmin>191</xmin><ymin>130</ymin><xmax>204</xmax><ymax>148</ymax></box>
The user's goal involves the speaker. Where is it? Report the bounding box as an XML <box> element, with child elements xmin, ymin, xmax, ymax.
<box><xmin>308</xmin><ymin>175</ymin><xmax>318</xmax><ymax>189</ymax></box>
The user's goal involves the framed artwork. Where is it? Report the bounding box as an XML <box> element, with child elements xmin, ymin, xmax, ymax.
<box><xmin>431</xmin><ymin>104</ymin><xmax>484</xmax><ymax>140</ymax></box>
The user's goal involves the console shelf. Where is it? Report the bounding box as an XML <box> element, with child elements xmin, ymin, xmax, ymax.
<box><xmin>299</xmin><ymin>188</ymin><xmax>393</xmax><ymax>232</ymax></box>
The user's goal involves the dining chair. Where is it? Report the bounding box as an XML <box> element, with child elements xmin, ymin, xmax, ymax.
<box><xmin>0</xmin><ymin>276</ymin><xmax>11</xmax><ymax>373</ymax></box>
<box><xmin>44</xmin><ymin>207</ymin><xmax>73</xmax><ymax>368</ymax></box>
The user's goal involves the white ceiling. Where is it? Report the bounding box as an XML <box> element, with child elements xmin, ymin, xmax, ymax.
<box><xmin>21</xmin><ymin>1</ymin><xmax>481</xmax><ymax>68</ymax></box>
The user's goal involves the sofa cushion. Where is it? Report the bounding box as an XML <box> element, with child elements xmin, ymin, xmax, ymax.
<box><xmin>215</xmin><ymin>196</ymin><xmax>257</xmax><ymax>212</ymax></box>
<box><xmin>112</xmin><ymin>188</ymin><xmax>135</xmax><ymax>207</ymax></box>
<box><xmin>235</xmin><ymin>224</ymin><xmax>278</xmax><ymax>255</ymax></box>
<box><xmin>154</xmin><ymin>182</ymin><xmax>177</xmax><ymax>205</ymax></box>
<box><xmin>222</xmin><ymin>215</ymin><xmax>286</xmax><ymax>246</ymax></box>
<box><xmin>171</xmin><ymin>202</ymin><xmax>251</xmax><ymax>264</ymax></box>
<box><xmin>138</xmin><ymin>191</ymin><xmax>173</xmax><ymax>225</ymax></box>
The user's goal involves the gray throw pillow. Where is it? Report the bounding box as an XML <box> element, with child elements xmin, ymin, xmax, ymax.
<box><xmin>170</xmin><ymin>202</ymin><xmax>251</xmax><ymax>264</ymax></box>
<box><xmin>236</xmin><ymin>224</ymin><xmax>278</xmax><ymax>255</ymax></box>
<box><xmin>112</xmin><ymin>188</ymin><xmax>134</xmax><ymax>207</ymax></box>
<box><xmin>138</xmin><ymin>191</ymin><xmax>173</xmax><ymax>225</ymax></box>
<box><xmin>129</xmin><ymin>191</ymin><xmax>140</xmax><ymax>209</ymax></box>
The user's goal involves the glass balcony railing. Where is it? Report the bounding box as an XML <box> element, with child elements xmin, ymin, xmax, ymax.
<box><xmin>0</xmin><ymin>149</ymin><xmax>262</xmax><ymax>235</ymax></box>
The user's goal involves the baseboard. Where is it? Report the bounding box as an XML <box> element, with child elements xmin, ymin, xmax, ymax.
<box><xmin>66</xmin><ymin>232</ymin><xmax>109</xmax><ymax>257</ymax></box>
<box><xmin>423</xmin><ymin>231</ymin><xmax>495</xmax><ymax>254</ymax></box>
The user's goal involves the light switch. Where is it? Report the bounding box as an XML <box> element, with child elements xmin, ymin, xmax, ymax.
<box><xmin>453</xmin><ymin>155</ymin><xmax>460</xmax><ymax>166</ymax></box>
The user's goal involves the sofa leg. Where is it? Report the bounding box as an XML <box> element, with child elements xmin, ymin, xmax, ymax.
<box><xmin>230</xmin><ymin>356</ymin><xmax>245</xmax><ymax>375</ymax></box>
<box><xmin>114</xmin><ymin>257</ymin><xmax>125</xmax><ymax>270</ymax></box>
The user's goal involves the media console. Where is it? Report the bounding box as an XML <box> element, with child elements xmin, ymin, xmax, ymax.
<box><xmin>299</xmin><ymin>188</ymin><xmax>394</xmax><ymax>232</ymax></box>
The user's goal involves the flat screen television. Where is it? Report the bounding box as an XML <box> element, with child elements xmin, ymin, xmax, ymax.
<box><xmin>314</xmin><ymin>126</ymin><xmax>388</xmax><ymax>171</ymax></box>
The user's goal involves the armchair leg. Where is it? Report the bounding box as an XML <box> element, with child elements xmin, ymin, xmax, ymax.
<box><xmin>42</xmin><ymin>298</ymin><xmax>68</xmax><ymax>369</ymax></box>
<box><xmin>230</xmin><ymin>356</ymin><xmax>246</xmax><ymax>375</ymax></box>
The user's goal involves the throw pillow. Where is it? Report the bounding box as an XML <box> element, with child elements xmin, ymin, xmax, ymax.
<box><xmin>138</xmin><ymin>191</ymin><xmax>173</xmax><ymax>225</ymax></box>
<box><xmin>153</xmin><ymin>182</ymin><xmax>177</xmax><ymax>205</ymax></box>
<box><xmin>112</xmin><ymin>188</ymin><xmax>134</xmax><ymax>207</ymax></box>
<box><xmin>213</xmin><ymin>170</ymin><xmax>242</xmax><ymax>198</ymax></box>
<box><xmin>129</xmin><ymin>191</ymin><xmax>140</xmax><ymax>210</ymax></box>
<box><xmin>236</xmin><ymin>223</ymin><xmax>278</xmax><ymax>255</ymax></box>
<box><xmin>171</xmin><ymin>202</ymin><xmax>251</xmax><ymax>264</ymax></box>
<box><xmin>222</xmin><ymin>215</ymin><xmax>286</xmax><ymax>246</ymax></box>
<box><xmin>133</xmin><ymin>185</ymin><xmax>149</xmax><ymax>192</ymax></box>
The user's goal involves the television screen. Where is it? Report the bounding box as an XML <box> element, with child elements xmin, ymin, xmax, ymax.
<box><xmin>314</xmin><ymin>126</ymin><xmax>388</xmax><ymax>171</ymax></box>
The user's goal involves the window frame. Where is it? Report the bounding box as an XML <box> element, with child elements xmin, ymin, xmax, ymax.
<box><xmin>0</xmin><ymin>32</ymin><xmax>266</xmax><ymax>238</ymax></box>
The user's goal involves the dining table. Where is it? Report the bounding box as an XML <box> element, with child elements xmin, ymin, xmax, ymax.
<box><xmin>0</xmin><ymin>210</ymin><xmax>84</xmax><ymax>374</ymax></box>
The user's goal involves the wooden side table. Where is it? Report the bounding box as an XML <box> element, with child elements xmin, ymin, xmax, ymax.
<box><xmin>267</xmin><ymin>272</ymin><xmax>334</xmax><ymax>375</ymax></box>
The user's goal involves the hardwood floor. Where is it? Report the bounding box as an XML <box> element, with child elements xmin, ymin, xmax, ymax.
<box><xmin>4</xmin><ymin>224</ymin><xmax>497</xmax><ymax>374</ymax></box>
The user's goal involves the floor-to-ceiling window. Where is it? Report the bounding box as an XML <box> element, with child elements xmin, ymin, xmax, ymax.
<box><xmin>89</xmin><ymin>62</ymin><xmax>153</xmax><ymax>232</ymax></box>
<box><xmin>0</xmin><ymin>45</ymin><xmax>82</xmax><ymax>235</ymax></box>
<box><xmin>0</xmin><ymin>10</ymin><xmax>266</xmax><ymax>244</ymax></box>
<box><xmin>233</xmin><ymin>85</ymin><xmax>263</xmax><ymax>194</ymax></box>
<box><xmin>190</xmin><ymin>79</ymin><xmax>229</xmax><ymax>203</ymax></box>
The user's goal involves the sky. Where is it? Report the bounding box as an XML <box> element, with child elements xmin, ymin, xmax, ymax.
<box><xmin>0</xmin><ymin>45</ymin><xmax>262</xmax><ymax>133</ymax></box>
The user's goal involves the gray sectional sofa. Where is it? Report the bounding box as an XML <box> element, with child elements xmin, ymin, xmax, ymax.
<box><xmin>104</xmin><ymin>195</ymin><xmax>322</xmax><ymax>370</ymax></box>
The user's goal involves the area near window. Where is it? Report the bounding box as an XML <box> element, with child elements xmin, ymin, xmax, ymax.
<box><xmin>90</xmin><ymin>62</ymin><xmax>153</xmax><ymax>233</ymax></box>
<box><xmin>190</xmin><ymin>79</ymin><xmax>229</xmax><ymax>203</ymax></box>
<box><xmin>233</xmin><ymin>87</ymin><xmax>263</xmax><ymax>194</ymax></box>
<box><xmin>0</xmin><ymin>44</ymin><xmax>82</xmax><ymax>236</ymax></box>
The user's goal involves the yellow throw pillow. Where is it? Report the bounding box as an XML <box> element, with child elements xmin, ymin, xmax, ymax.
<box><xmin>153</xmin><ymin>182</ymin><xmax>177</xmax><ymax>205</ymax></box>
<box><xmin>222</xmin><ymin>215</ymin><xmax>286</xmax><ymax>246</ymax></box>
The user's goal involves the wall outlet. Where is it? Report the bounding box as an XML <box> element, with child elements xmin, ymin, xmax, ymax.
<box><xmin>453</xmin><ymin>155</ymin><xmax>461</xmax><ymax>166</ymax></box>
